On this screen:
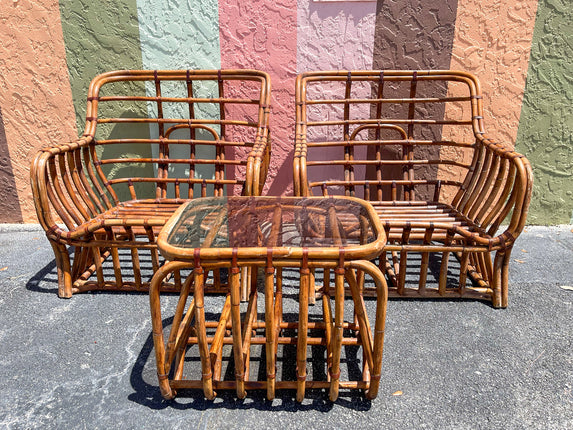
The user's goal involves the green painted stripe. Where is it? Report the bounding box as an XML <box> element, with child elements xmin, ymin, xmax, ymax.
<box><xmin>136</xmin><ymin>0</ymin><xmax>221</xmax><ymax>71</ymax></box>
<box><xmin>59</xmin><ymin>0</ymin><xmax>146</xmax><ymax>131</ymax></box>
<box><xmin>515</xmin><ymin>0</ymin><xmax>573</xmax><ymax>225</ymax></box>
<box><xmin>59</xmin><ymin>0</ymin><xmax>154</xmax><ymax>200</ymax></box>
<box><xmin>136</xmin><ymin>0</ymin><xmax>222</xmax><ymax>194</ymax></box>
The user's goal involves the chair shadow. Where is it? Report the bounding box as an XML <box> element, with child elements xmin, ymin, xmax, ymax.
<box><xmin>26</xmin><ymin>256</ymin><xmax>61</xmax><ymax>295</ymax></box>
<box><xmin>127</xmin><ymin>315</ymin><xmax>373</xmax><ymax>412</ymax></box>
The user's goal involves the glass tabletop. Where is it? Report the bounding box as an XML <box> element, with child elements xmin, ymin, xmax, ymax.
<box><xmin>163</xmin><ymin>196</ymin><xmax>381</xmax><ymax>251</ymax></box>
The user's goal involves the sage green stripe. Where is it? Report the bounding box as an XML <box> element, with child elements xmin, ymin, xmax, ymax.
<box><xmin>136</xmin><ymin>0</ymin><xmax>222</xmax><ymax>196</ymax></box>
<box><xmin>515</xmin><ymin>0</ymin><xmax>573</xmax><ymax>225</ymax></box>
<box><xmin>59</xmin><ymin>0</ymin><xmax>154</xmax><ymax>200</ymax></box>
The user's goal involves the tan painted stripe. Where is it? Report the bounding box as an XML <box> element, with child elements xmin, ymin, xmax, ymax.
<box><xmin>439</xmin><ymin>0</ymin><xmax>539</xmax><ymax>199</ymax></box>
<box><xmin>0</xmin><ymin>0</ymin><xmax>77</xmax><ymax>222</ymax></box>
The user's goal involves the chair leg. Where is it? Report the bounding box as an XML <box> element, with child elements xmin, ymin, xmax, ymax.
<box><xmin>491</xmin><ymin>250</ymin><xmax>507</xmax><ymax>309</ymax></box>
<box><xmin>500</xmin><ymin>248</ymin><xmax>513</xmax><ymax>308</ymax></box>
<box><xmin>50</xmin><ymin>241</ymin><xmax>73</xmax><ymax>298</ymax></box>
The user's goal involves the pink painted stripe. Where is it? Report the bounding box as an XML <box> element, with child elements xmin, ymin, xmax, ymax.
<box><xmin>219</xmin><ymin>0</ymin><xmax>298</xmax><ymax>195</ymax></box>
<box><xmin>297</xmin><ymin>0</ymin><xmax>377</xmax><ymax>73</ymax></box>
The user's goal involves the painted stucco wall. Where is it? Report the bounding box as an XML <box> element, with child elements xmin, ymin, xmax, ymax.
<box><xmin>0</xmin><ymin>0</ymin><xmax>571</xmax><ymax>224</ymax></box>
<box><xmin>0</xmin><ymin>0</ymin><xmax>77</xmax><ymax>223</ymax></box>
<box><xmin>440</xmin><ymin>0</ymin><xmax>538</xmax><ymax>202</ymax></box>
<box><xmin>515</xmin><ymin>0</ymin><xmax>573</xmax><ymax>224</ymax></box>
<box><xmin>220</xmin><ymin>0</ymin><xmax>298</xmax><ymax>196</ymax></box>
<box><xmin>137</xmin><ymin>0</ymin><xmax>222</xmax><ymax>193</ymax></box>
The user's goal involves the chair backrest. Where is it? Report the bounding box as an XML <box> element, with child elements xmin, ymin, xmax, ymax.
<box><xmin>84</xmin><ymin>69</ymin><xmax>271</xmax><ymax>203</ymax></box>
<box><xmin>294</xmin><ymin>70</ymin><xmax>484</xmax><ymax>203</ymax></box>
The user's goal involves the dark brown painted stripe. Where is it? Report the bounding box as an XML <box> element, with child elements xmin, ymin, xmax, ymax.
<box><xmin>371</xmin><ymin>0</ymin><xmax>459</xmax><ymax>201</ymax></box>
<box><xmin>0</xmin><ymin>107</ymin><xmax>23</xmax><ymax>222</ymax></box>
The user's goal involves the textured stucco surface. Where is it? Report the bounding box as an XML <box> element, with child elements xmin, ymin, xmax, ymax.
<box><xmin>372</xmin><ymin>0</ymin><xmax>458</xmax><ymax>70</ymax></box>
<box><xmin>448</xmin><ymin>0</ymin><xmax>538</xmax><ymax>145</ymax></box>
<box><xmin>137</xmin><ymin>0</ymin><xmax>221</xmax><ymax>192</ymax></box>
<box><xmin>220</xmin><ymin>0</ymin><xmax>298</xmax><ymax>195</ymax></box>
<box><xmin>440</xmin><ymin>0</ymin><xmax>538</xmax><ymax>203</ymax></box>
<box><xmin>137</xmin><ymin>0</ymin><xmax>221</xmax><ymax>72</ymax></box>
<box><xmin>59</xmin><ymin>0</ymin><xmax>145</xmax><ymax>131</ymax></box>
<box><xmin>297</xmin><ymin>0</ymin><xmax>376</xmax><ymax>72</ymax></box>
<box><xmin>1</xmin><ymin>0</ymin><xmax>571</xmax><ymax>224</ymax></box>
<box><xmin>371</xmin><ymin>0</ymin><xmax>458</xmax><ymax>201</ymax></box>
<box><xmin>0</xmin><ymin>0</ymin><xmax>77</xmax><ymax>223</ymax></box>
<box><xmin>0</xmin><ymin>108</ymin><xmax>21</xmax><ymax>222</ymax></box>
<box><xmin>296</xmin><ymin>1</ymin><xmax>376</xmax><ymax>195</ymax></box>
<box><xmin>59</xmin><ymin>0</ymin><xmax>155</xmax><ymax>201</ymax></box>
<box><xmin>516</xmin><ymin>0</ymin><xmax>573</xmax><ymax>224</ymax></box>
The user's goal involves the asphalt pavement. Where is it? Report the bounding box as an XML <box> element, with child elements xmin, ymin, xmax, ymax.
<box><xmin>0</xmin><ymin>224</ymin><xmax>572</xmax><ymax>429</ymax></box>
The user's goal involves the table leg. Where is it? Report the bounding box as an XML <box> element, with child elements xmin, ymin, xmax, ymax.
<box><xmin>194</xmin><ymin>264</ymin><xmax>215</xmax><ymax>400</ymax></box>
<box><xmin>209</xmin><ymin>294</ymin><xmax>232</xmax><ymax>381</ymax></box>
<box><xmin>328</xmin><ymin>266</ymin><xmax>345</xmax><ymax>401</ymax></box>
<box><xmin>296</xmin><ymin>263</ymin><xmax>310</xmax><ymax>402</ymax></box>
<box><xmin>264</xmin><ymin>262</ymin><xmax>276</xmax><ymax>400</ymax></box>
<box><xmin>321</xmin><ymin>268</ymin><xmax>333</xmax><ymax>379</ymax></box>
<box><xmin>230</xmin><ymin>263</ymin><xmax>246</xmax><ymax>399</ymax></box>
<box><xmin>150</xmin><ymin>260</ymin><xmax>191</xmax><ymax>400</ymax></box>
<box><xmin>348</xmin><ymin>260</ymin><xmax>388</xmax><ymax>400</ymax></box>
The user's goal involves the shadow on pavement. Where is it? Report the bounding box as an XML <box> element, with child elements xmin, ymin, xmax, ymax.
<box><xmin>128</xmin><ymin>316</ymin><xmax>373</xmax><ymax>412</ymax></box>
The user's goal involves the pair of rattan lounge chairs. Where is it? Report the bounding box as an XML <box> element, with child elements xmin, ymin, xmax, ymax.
<box><xmin>31</xmin><ymin>69</ymin><xmax>532</xmax><ymax>308</ymax></box>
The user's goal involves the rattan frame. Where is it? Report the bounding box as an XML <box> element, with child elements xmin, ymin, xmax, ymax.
<box><xmin>31</xmin><ymin>69</ymin><xmax>271</xmax><ymax>297</ymax></box>
<box><xmin>149</xmin><ymin>196</ymin><xmax>388</xmax><ymax>401</ymax></box>
<box><xmin>293</xmin><ymin>70</ymin><xmax>533</xmax><ymax>308</ymax></box>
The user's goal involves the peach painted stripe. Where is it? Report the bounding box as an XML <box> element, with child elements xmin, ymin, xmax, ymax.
<box><xmin>219</xmin><ymin>0</ymin><xmax>298</xmax><ymax>195</ymax></box>
<box><xmin>449</xmin><ymin>0</ymin><xmax>539</xmax><ymax>145</ymax></box>
<box><xmin>439</xmin><ymin>0</ymin><xmax>539</xmax><ymax>200</ymax></box>
<box><xmin>0</xmin><ymin>0</ymin><xmax>77</xmax><ymax>222</ymax></box>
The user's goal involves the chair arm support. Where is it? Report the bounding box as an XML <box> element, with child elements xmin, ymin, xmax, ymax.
<box><xmin>476</xmin><ymin>134</ymin><xmax>533</xmax><ymax>249</ymax></box>
<box><xmin>30</xmin><ymin>135</ymin><xmax>107</xmax><ymax>241</ymax></box>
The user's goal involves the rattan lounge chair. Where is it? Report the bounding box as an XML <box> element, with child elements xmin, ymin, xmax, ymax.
<box><xmin>294</xmin><ymin>70</ymin><xmax>532</xmax><ymax>308</ymax></box>
<box><xmin>31</xmin><ymin>69</ymin><xmax>271</xmax><ymax>297</ymax></box>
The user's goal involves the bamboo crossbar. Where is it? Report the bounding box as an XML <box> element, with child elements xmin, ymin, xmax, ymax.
<box><xmin>306</xmin><ymin>139</ymin><xmax>475</xmax><ymax>147</ymax></box>
<box><xmin>305</xmin><ymin>95</ymin><xmax>474</xmax><ymax>105</ymax></box>
<box><xmin>94</xmin><ymin>117</ymin><xmax>259</xmax><ymax>127</ymax></box>
<box><xmin>100</xmin><ymin>158</ymin><xmax>246</xmax><ymax>166</ymax></box>
<box><xmin>96</xmin><ymin>138</ymin><xmax>254</xmax><ymax>146</ymax></box>
<box><xmin>307</xmin><ymin>159</ymin><xmax>470</xmax><ymax>168</ymax></box>
<box><xmin>305</xmin><ymin>118</ymin><xmax>474</xmax><ymax>127</ymax></box>
<box><xmin>97</xmin><ymin>95</ymin><xmax>260</xmax><ymax>104</ymax></box>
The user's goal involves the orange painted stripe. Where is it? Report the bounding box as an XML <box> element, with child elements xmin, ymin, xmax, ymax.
<box><xmin>0</xmin><ymin>0</ymin><xmax>77</xmax><ymax>222</ymax></box>
<box><xmin>439</xmin><ymin>0</ymin><xmax>539</xmax><ymax>200</ymax></box>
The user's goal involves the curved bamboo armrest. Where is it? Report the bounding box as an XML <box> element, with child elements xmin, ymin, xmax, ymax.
<box><xmin>31</xmin><ymin>135</ymin><xmax>271</xmax><ymax>244</ymax></box>
<box><xmin>247</xmin><ymin>121</ymin><xmax>271</xmax><ymax>197</ymax></box>
<box><xmin>452</xmin><ymin>133</ymin><xmax>533</xmax><ymax>250</ymax></box>
<box><xmin>31</xmin><ymin>135</ymin><xmax>108</xmax><ymax>241</ymax></box>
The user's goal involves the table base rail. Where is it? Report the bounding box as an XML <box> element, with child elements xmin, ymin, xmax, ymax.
<box><xmin>150</xmin><ymin>259</ymin><xmax>387</xmax><ymax>402</ymax></box>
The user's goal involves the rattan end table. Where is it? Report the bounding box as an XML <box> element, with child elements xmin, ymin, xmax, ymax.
<box><xmin>149</xmin><ymin>196</ymin><xmax>388</xmax><ymax>401</ymax></box>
